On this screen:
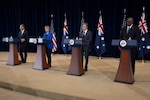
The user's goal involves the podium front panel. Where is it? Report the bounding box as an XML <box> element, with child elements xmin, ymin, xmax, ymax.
<box><xmin>67</xmin><ymin>47</ymin><xmax>84</xmax><ymax>76</ymax></box>
<box><xmin>33</xmin><ymin>45</ymin><xmax>48</xmax><ymax>70</ymax></box>
<box><xmin>7</xmin><ymin>43</ymin><xmax>21</xmax><ymax>66</ymax></box>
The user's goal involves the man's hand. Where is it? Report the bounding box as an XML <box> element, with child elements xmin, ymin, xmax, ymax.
<box><xmin>21</xmin><ymin>38</ymin><xmax>25</xmax><ymax>42</ymax></box>
<box><xmin>79</xmin><ymin>38</ymin><xmax>82</xmax><ymax>40</ymax></box>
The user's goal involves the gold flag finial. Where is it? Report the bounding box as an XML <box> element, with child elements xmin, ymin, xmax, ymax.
<box><xmin>64</xmin><ymin>13</ymin><xmax>66</xmax><ymax>17</ymax></box>
<box><xmin>143</xmin><ymin>6</ymin><xmax>145</xmax><ymax>11</ymax></box>
<box><xmin>51</xmin><ymin>14</ymin><xmax>53</xmax><ymax>18</ymax></box>
<box><xmin>99</xmin><ymin>10</ymin><xmax>101</xmax><ymax>15</ymax></box>
<box><xmin>124</xmin><ymin>8</ymin><xmax>126</xmax><ymax>14</ymax></box>
<box><xmin>82</xmin><ymin>12</ymin><xmax>84</xmax><ymax>17</ymax></box>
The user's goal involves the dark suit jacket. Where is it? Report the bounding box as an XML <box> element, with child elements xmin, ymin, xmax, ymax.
<box><xmin>120</xmin><ymin>25</ymin><xmax>140</xmax><ymax>50</ymax></box>
<box><xmin>79</xmin><ymin>30</ymin><xmax>92</xmax><ymax>51</ymax></box>
<box><xmin>18</xmin><ymin>30</ymin><xmax>29</xmax><ymax>47</ymax></box>
<box><xmin>120</xmin><ymin>25</ymin><xmax>140</xmax><ymax>40</ymax></box>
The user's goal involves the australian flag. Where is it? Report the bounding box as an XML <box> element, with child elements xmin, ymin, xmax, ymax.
<box><xmin>61</xmin><ymin>14</ymin><xmax>71</xmax><ymax>53</ymax></box>
<box><xmin>138</xmin><ymin>7</ymin><xmax>150</xmax><ymax>58</ymax></box>
<box><xmin>95</xmin><ymin>12</ymin><xmax>106</xmax><ymax>56</ymax></box>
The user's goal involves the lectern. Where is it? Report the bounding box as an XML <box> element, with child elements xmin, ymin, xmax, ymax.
<box><xmin>29</xmin><ymin>38</ymin><xmax>48</xmax><ymax>70</ymax></box>
<box><xmin>64</xmin><ymin>39</ymin><xmax>86</xmax><ymax>76</ymax></box>
<box><xmin>2</xmin><ymin>37</ymin><xmax>21</xmax><ymax>66</ymax></box>
<box><xmin>111</xmin><ymin>39</ymin><xmax>137</xmax><ymax>84</ymax></box>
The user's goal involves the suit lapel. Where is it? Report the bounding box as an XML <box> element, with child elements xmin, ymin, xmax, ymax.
<box><xmin>22</xmin><ymin>31</ymin><xmax>25</xmax><ymax>36</ymax></box>
<box><xmin>19</xmin><ymin>31</ymin><xmax>22</xmax><ymax>38</ymax></box>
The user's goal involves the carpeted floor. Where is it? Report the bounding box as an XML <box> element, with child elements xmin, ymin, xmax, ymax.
<box><xmin>0</xmin><ymin>52</ymin><xmax>150</xmax><ymax>100</ymax></box>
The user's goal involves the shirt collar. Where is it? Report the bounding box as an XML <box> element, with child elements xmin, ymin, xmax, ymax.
<box><xmin>46</xmin><ymin>32</ymin><xmax>50</xmax><ymax>35</ymax></box>
<box><xmin>21</xmin><ymin>30</ymin><xmax>25</xmax><ymax>34</ymax></box>
<box><xmin>128</xmin><ymin>24</ymin><xmax>133</xmax><ymax>28</ymax></box>
<box><xmin>84</xmin><ymin>29</ymin><xmax>88</xmax><ymax>33</ymax></box>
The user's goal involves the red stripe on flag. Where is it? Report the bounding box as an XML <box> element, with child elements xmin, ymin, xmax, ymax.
<box><xmin>52</xmin><ymin>34</ymin><xmax>57</xmax><ymax>52</ymax></box>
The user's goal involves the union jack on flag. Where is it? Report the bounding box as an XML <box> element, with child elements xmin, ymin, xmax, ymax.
<box><xmin>138</xmin><ymin>7</ymin><xmax>150</xmax><ymax>58</ymax></box>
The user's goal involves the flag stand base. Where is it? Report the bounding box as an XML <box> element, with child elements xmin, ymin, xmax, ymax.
<box><xmin>141</xmin><ymin>57</ymin><xmax>145</xmax><ymax>63</ymax></box>
<box><xmin>98</xmin><ymin>56</ymin><xmax>103</xmax><ymax>59</ymax></box>
<box><xmin>141</xmin><ymin>60</ymin><xmax>145</xmax><ymax>63</ymax></box>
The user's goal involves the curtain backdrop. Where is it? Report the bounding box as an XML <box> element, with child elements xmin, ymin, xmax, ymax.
<box><xmin>0</xmin><ymin>0</ymin><xmax>150</xmax><ymax>59</ymax></box>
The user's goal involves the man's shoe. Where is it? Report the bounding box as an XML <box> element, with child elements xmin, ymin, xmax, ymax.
<box><xmin>48</xmin><ymin>64</ymin><xmax>51</xmax><ymax>68</ymax></box>
<box><xmin>85</xmin><ymin>68</ymin><xmax>88</xmax><ymax>71</ymax></box>
<box><xmin>22</xmin><ymin>59</ymin><xmax>26</xmax><ymax>63</ymax></box>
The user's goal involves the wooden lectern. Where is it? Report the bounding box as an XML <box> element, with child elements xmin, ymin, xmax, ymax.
<box><xmin>29</xmin><ymin>38</ymin><xmax>48</xmax><ymax>70</ymax></box>
<box><xmin>111</xmin><ymin>39</ymin><xmax>137</xmax><ymax>84</ymax></box>
<box><xmin>2</xmin><ymin>37</ymin><xmax>21</xmax><ymax>66</ymax></box>
<box><xmin>64</xmin><ymin>39</ymin><xmax>85</xmax><ymax>76</ymax></box>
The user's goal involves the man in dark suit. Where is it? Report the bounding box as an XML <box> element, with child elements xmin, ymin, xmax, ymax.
<box><xmin>120</xmin><ymin>17</ymin><xmax>140</xmax><ymax>75</ymax></box>
<box><xmin>79</xmin><ymin>22</ymin><xmax>92</xmax><ymax>71</ymax></box>
<box><xmin>18</xmin><ymin>24</ymin><xmax>29</xmax><ymax>63</ymax></box>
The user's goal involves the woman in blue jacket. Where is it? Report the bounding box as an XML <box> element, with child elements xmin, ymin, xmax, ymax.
<box><xmin>43</xmin><ymin>26</ymin><xmax>53</xmax><ymax>67</ymax></box>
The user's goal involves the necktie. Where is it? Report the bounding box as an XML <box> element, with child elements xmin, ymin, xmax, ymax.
<box><xmin>127</xmin><ymin>27</ymin><xmax>130</xmax><ymax>34</ymax></box>
<box><xmin>84</xmin><ymin>31</ymin><xmax>86</xmax><ymax>36</ymax></box>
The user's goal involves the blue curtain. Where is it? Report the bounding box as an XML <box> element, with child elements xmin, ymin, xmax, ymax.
<box><xmin>0</xmin><ymin>0</ymin><xmax>150</xmax><ymax>59</ymax></box>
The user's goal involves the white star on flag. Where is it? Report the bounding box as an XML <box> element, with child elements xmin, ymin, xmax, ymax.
<box><xmin>142</xmin><ymin>37</ymin><xmax>145</xmax><ymax>41</ymax></box>
<box><xmin>101</xmin><ymin>37</ymin><xmax>104</xmax><ymax>40</ymax></box>
<box><xmin>147</xmin><ymin>46</ymin><xmax>150</xmax><ymax>49</ymax></box>
<box><xmin>96</xmin><ymin>46</ymin><xmax>99</xmax><ymax>49</ymax></box>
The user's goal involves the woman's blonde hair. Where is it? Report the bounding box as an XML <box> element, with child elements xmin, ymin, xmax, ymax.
<box><xmin>44</xmin><ymin>25</ymin><xmax>50</xmax><ymax>29</ymax></box>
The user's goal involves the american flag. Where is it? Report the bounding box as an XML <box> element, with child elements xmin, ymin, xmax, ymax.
<box><xmin>121</xmin><ymin>9</ymin><xmax>126</xmax><ymax>29</ymax></box>
<box><xmin>50</xmin><ymin>15</ymin><xmax>57</xmax><ymax>52</ymax></box>
<box><xmin>95</xmin><ymin>11</ymin><xmax>106</xmax><ymax>56</ymax></box>
<box><xmin>61</xmin><ymin>14</ymin><xmax>71</xmax><ymax>53</ymax></box>
<box><xmin>138</xmin><ymin>7</ymin><xmax>150</xmax><ymax>58</ymax></box>
<box><xmin>80</xmin><ymin>12</ymin><xmax>85</xmax><ymax>33</ymax></box>
<box><xmin>118</xmin><ymin>8</ymin><xmax>126</xmax><ymax>51</ymax></box>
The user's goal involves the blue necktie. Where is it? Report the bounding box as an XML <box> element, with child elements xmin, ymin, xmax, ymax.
<box><xmin>127</xmin><ymin>27</ymin><xmax>130</xmax><ymax>34</ymax></box>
